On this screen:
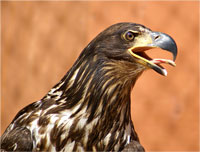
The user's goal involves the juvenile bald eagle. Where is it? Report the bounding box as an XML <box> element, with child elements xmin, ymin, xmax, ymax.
<box><xmin>1</xmin><ymin>22</ymin><xmax>177</xmax><ymax>151</ymax></box>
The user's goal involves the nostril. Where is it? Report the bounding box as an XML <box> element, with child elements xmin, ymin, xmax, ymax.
<box><xmin>155</xmin><ymin>35</ymin><xmax>160</xmax><ymax>40</ymax></box>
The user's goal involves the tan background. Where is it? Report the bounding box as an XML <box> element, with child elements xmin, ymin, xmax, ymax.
<box><xmin>1</xmin><ymin>1</ymin><xmax>199</xmax><ymax>151</ymax></box>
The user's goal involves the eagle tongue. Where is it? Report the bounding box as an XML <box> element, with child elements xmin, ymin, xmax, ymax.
<box><xmin>151</xmin><ymin>58</ymin><xmax>176</xmax><ymax>67</ymax></box>
<box><xmin>150</xmin><ymin>58</ymin><xmax>176</xmax><ymax>76</ymax></box>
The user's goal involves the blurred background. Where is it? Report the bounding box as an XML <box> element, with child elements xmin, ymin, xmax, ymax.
<box><xmin>1</xmin><ymin>1</ymin><xmax>199</xmax><ymax>151</ymax></box>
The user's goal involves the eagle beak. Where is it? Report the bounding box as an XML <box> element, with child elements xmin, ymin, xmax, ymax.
<box><xmin>128</xmin><ymin>31</ymin><xmax>177</xmax><ymax>76</ymax></box>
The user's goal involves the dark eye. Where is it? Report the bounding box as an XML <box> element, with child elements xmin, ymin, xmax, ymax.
<box><xmin>124</xmin><ymin>31</ymin><xmax>138</xmax><ymax>41</ymax></box>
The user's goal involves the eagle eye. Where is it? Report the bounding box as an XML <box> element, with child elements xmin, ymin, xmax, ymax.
<box><xmin>123</xmin><ymin>31</ymin><xmax>138</xmax><ymax>41</ymax></box>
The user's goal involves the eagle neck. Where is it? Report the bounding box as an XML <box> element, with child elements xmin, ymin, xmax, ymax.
<box><xmin>44</xmin><ymin>55</ymin><xmax>142</xmax><ymax>150</ymax></box>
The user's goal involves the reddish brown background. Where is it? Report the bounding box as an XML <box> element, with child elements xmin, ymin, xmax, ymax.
<box><xmin>1</xmin><ymin>1</ymin><xmax>199</xmax><ymax>151</ymax></box>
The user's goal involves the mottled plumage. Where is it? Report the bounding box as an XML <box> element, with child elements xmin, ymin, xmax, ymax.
<box><xmin>1</xmin><ymin>22</ymin><xmax>177</xmax><ymax>151</ymax></box>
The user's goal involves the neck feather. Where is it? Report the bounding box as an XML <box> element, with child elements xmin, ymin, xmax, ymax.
<box><xmin>43</xmin><ymin>55</ymin><xmax>144</xmax><ymax>150</ymax></box>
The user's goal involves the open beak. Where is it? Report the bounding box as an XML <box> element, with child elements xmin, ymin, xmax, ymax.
<box><xmin>128</xmin><ymin>31</ymin><xmax>177</xmax><ymax>76</ymax></box>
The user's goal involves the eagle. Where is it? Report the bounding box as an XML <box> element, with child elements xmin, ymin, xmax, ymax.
<box><xmin>1</xmin><ymin>22</ymin><xmax>177</xmax><ymax>151</ymax></box>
